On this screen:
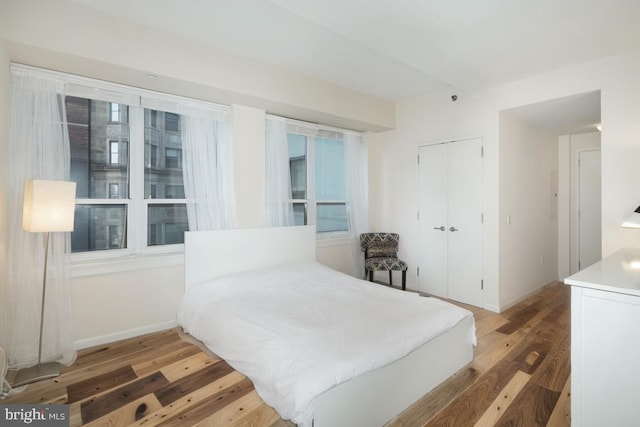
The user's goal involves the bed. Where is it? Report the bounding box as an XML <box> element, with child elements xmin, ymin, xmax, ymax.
<box><xmin>177</xmin><ymin>225</ymin><xmax>475</xmax><ymax>427</ymax></box>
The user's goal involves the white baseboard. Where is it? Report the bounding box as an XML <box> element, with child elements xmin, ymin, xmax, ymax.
<box><xmin>74</xmin><ymin>320</ymin><xmax>178</xmax><ymax>350</ymax></box>
<box><xmin>483</xmin><ymin>303</ymin><xmax>501</xmax><ymax>313</ymax></box>
<box><xmin>497</xmin><ymin>281</ymin><xmax>556</xmax><ymax>313</ymax></box>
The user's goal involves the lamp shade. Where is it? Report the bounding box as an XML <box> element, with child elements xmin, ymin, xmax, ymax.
<box><xmin>22</xmin><ymin>179</ymin><xmax>77</xmax><ymax>232</ymax></box>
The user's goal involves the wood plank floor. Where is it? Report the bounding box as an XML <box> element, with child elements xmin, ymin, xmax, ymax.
<box><xmin>3</xmin><ymin>282</ymin><xmax>570</xmax><ymax>427</ymax></box>
<box><xmin>387</xmin><ymin>282</ymin><xmax>571</xmax><ymax>427</ymax></box>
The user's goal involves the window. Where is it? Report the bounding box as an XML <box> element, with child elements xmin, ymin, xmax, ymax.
<box><xmin>14</xmin><ymin>66</ymin><xmax>231</xmax><ymax>265</ymax></box>
<box><xmin>108</xmin><ymin>140</ymin><xmax>128</xmax><ymax>166</ymax></box>
<box><xmin>109</xmin><ymin>141</ymin><xmax>119</xmax><ymax>164</ymax></box>
<box><xmin>165</xmin><ymin>185</ymin><xmax>185</xmax><ymax>199</ymax></box>
<box><xmin>165</xmin><ymin>112</ymin><xmax>179</xmax><ymax>132</ymax></box>
<box><xmin>68</xmin><ymin>95</ymin><xmax>189</xmax><ymax>254</ymax></box>
<box><xmin>109</xmin><ymin>183</ymin><xmax>119</xmax><ymax>199</ymax></box>
<box><xmin>109</xmin><ymin>102</ymin><xmax>126</xmax><ymax>122</ymax></box>
<box><xmin>287</xmin><ymin>127</ymin><xmax>348</xmax><ymax>234</ymax></box>
<box><xmin>145</xmin><ymin>143</ymin><xmax>158</xmax><ymax>168</ymax></box>
<box><xmin>108</xmin><ymin>225</ymin><xmax>121</xmax><ymax>248</ymax></box>
<box><xmin>165</xmin><ymin>148</ymin><xmax>182</xmax><ymax>169</ymax></box>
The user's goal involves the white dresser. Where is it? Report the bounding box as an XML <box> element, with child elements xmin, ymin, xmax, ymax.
<box><xmin>565</xmin><ymin>248</ymin><xmax>640</xmax><ymax>427</ymax></box>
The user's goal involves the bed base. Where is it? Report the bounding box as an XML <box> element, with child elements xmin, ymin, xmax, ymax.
<box><xmin>183</xmin><ymin>225</ymin><xmax>474</xmax><ymax>427</ymax></box>
<box><xmin>313</xmin><ymin>315</ymin><xmax>474</xmax><ymax>427</ymax></box>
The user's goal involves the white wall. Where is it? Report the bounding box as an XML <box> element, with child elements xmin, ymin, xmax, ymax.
<box><xmin>232</xmin><ymin>104</ymin><xmax>266</xmax><ymax>228</ymax></box>
<box><xmin>372</xmin><ymin>49</ymin><xmax>640</xmax><ymax>311</ymax></box>
<box><xmin>373</xmin><ymin>90</ymin><xmax>499</xmax><ymax>309</ymax></box>
<box><xmin>72</xmin><ymin>264</ymin><xmax>184</xmax><ymax>349</ymax></box>
<box><xmin>0</xmin><ymin>0</ymin><xmax>393</xmax><ymax>347</ymax></box>
<box><xmin>498</xmin><ymin>113</ymin><xmax>559</xmax><ymax>307</ymax></box>
<box><xmin>0</xmin><ymin>0</ymin><xmax>394</xmax><ymax>133</ymax></box>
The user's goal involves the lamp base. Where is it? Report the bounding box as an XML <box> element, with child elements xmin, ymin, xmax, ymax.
<box><xmin>10</xmin><ymin>362</ymin><xmax>60</xmax><ymax>387</ymax></box>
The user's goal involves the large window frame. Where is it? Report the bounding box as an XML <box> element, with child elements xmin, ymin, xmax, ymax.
<box><xmin>286</xmin><ymin>123</ymin><xmax>350</xmax><ymax>239</ymax></box>
<box><xmin>72</xmin><ymin>105</ymin><xmax>190</xmax><ymax>260</ymax></box>
<box><xmin>60</xmin><ymin>72</ymin><xmax>230</xmax><ymax>274</ymax></box>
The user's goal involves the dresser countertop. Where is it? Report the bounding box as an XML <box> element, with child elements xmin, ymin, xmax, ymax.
<box><xmin>564</xmin><ymin>248</ymin><xmax>640</xmax><ymax>297</ymax></box>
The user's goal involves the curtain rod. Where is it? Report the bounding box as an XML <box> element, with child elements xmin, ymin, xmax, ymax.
<box><xmin>10</xmin><ymin>63</ymin><xmax>230</xmax><ymax>114</ymax></box>
<box><xmin>265</xmin><ymin>113</ymin><xmax>364</xmax><ymax>137</ymax></box>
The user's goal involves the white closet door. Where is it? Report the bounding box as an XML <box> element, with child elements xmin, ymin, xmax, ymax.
<box><xmin>418</xmin><ymin>138</ymin><xmax>483</xmax><ymax>307</ymax></box>
<box><xmin>418</xmin><ymin>143</ymin><xmax>448</xmax><ymax>298</ymax></box>
<box><xmin>447</xmin><ymin>138</ymin><xmax>483</xmax><ymax>306</ymax></box>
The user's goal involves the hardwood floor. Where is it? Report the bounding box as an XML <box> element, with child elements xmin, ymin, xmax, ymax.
<box><xmin>388</xmin><ymin>282</ymin><xmax>571</xmax><ymax>427</ymax></box>
<box><xmin>2</xmin><ymin>282</ymin><xmax>570</xmax><ymax>427</ymax></box>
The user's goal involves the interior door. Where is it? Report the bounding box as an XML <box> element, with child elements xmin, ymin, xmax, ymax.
<box><xmin>417</xmin><ymin>143</ymin><xmax>448</xmax><ymax>298</ymax></box>
<box><xmin>418</xmin><ymin>138</ymin><xmax>483</xmax><ymax>307</ymax></box>
<box><xmin>447</xmin><ymin>139</ymin><xmax>483</xmax><ymax>306</ymax></box>
<box><xmin>578</xmin><ymin>149</ymin><xmax>601</xmax><ymax>270</ymax></box>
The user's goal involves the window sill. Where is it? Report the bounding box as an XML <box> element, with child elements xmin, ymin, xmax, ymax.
<box><xmin>316</xmin><ymin>233</ymin><xmax>351</xmax><ymax>248</ymax></box>
<box><xmin>72</xmin><ymin>251</ymin><xmax>184</xmax><ymax>278</ymax></box>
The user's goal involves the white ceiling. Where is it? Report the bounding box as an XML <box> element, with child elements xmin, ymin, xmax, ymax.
<box><xmin>67</xmin><ymin>0</ymin><xmax>638</xmax><ymax>131</ymax></box>
<box><xmin>503</xmin><ymin>91</ymin><xmax>602</xmax><ymax>136</ymax></box>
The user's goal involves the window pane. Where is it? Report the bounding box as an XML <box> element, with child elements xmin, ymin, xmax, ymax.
<box><xmin>165</xmin><ymin>112</ymin><xmax>180</xmax><ymax>132</ymax></box>
<box><xmin>165</xmin><ymin>185</ymin><xmax>185</xmax><ymax>199</ymax></box>
<box><xmin>68</xmin><ymin>96</ymin><xmax>130</xmax><ymax>199</ymax></box>
<box><xmin>293</xmin><ymin>202</ymin><xmax>307</xmax><ymax>226</ymax></box>
<box><xmin>109</xmin><ymin>103</ymin><xmax>128</xmax><ymax>123</ymax></box>
<box><xmin>145</xmin><ymin>109</ymin><xmax>184</xmax><ymax>199</ymax></box>
<box><xmin>288</xmin><ymin>134</ymin><xmax>307</xmax><ymax>199</ymax></box>
<box><xmin>148</xmin><ymin>203</ymin><xmax>189</xmax><ymax>246</ymax></box>
<box><xmin>109</xmin><ymin>183</ymin><xmax>119</xmax><ymax>198</ymax></box>
<box><xmin>72</xmin><ymin>205</ymin><xmax>127</xmax><ymax>252</ymax></box>
<box><xmin>317</xmin><ymin>203</ymin><xmax>348</xmax><ymax>232</ymax></box>
<box><xmin>315</xmin><ymin>138</ymin><xmax>345</xmax><ymax>200</ymax></box>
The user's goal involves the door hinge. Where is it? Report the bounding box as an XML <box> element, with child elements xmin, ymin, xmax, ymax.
<box><xmin>417</xmin><ymin>154</ymin><xmax>420</xmax><ymax>164</ymax></box>
<box><xmin>481</xmin><ymin>146</ymin><xmax>484</xmax><ymax>157</ymax></box>
<box><xmin>417</xmin><ymin>210</ymin><xmax>420</xmax><ymax>220</ymax></box>
<box><xmin>417</xmin><ymin>267</ymin><xmax>420</xmax><ymax>276</ymax></box>
<box><xmin>481</xmin><ymin>279</ymin><xmax>484</xmax><ymax>290</ymax></box>
<box><xmin>481</xmin><ymin>212</ymin><xmax>484</xmax><ymax>223</ymax></box>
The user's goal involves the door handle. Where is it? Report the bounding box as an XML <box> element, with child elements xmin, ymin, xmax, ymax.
<box><xmin>449</xmin><ymin>226</ymin><xmax>459</xmax><ymax>232</ymax></box>
<box><xmin>433</xmin><ymin>226</ymin><xmax>445</xmax><ymax>231</ymax></box>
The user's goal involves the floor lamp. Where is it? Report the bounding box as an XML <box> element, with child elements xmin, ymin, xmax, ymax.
<box><xmin>11</xmin><ymin>179</ymin><xmax>76</xmax><ymax>387</ymax></box>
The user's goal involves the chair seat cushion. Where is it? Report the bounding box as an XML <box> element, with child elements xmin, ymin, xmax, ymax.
<box><xmin>365</xmin><ymin>257</ymin><xmax>408</xmax><ymax>272</ymax></box>
<box><xmin>367</xmin><ymin>245</ymin><xmax>397</xmax><ymax>258</ymax></box>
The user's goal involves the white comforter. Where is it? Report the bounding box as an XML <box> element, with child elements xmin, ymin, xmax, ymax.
<box><xmin>177</xmin><ymin>261</ymin><xmax>474</xmax><ymax>427</ymax></box>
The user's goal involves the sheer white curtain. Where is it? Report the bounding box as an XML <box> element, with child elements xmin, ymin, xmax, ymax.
<box><xmin>344</xmin><ymin>132</ymin><xmax>369</xmax><ymax>277</ymax></box>
<box><xmin>265</xmin><ymin>116</ymin><xmax>294</xmax><ymax>226</ymax></box>
<box><xmin>5</xmin><ymin>66</ymin><xmax>76</xmax><ymax>368</ymax></box>
<box><xmin>181</xmin><ymin>108</ymin><xmax>237</xmax><ymax>230</ymax></box>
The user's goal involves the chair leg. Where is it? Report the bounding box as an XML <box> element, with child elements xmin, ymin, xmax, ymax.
<box><xmin>402</xmin><ymin>270</ymin><xmax>406</xmax><ymax>291</ymax></box>
<box><xmin>389</xmin><ymin>270</ymin><xmax>393</xmax><ymax>286</ymax></box>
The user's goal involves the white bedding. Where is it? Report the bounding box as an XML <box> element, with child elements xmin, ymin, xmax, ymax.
<box><xmin>177</xmin><ymin>261</ymin><xmax>475</xmax><ymax>427</ymax></box>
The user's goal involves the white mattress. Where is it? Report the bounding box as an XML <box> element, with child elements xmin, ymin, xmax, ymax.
<box><xmin>177</xmin><ymin>261</ymin><xmax>475</xmax><ymax>427</ymax></box>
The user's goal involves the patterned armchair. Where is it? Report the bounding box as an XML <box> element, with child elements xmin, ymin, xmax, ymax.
<box><xmin>360</xmin><ymin>233</ymin><xmax>408</xmax><ymax>290</ymax></box>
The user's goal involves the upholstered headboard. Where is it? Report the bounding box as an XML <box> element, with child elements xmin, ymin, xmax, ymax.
<box><xmin>184</xmin><ymin>225</ymin><xmax>317</xmax><ymax>290</ymax></box>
